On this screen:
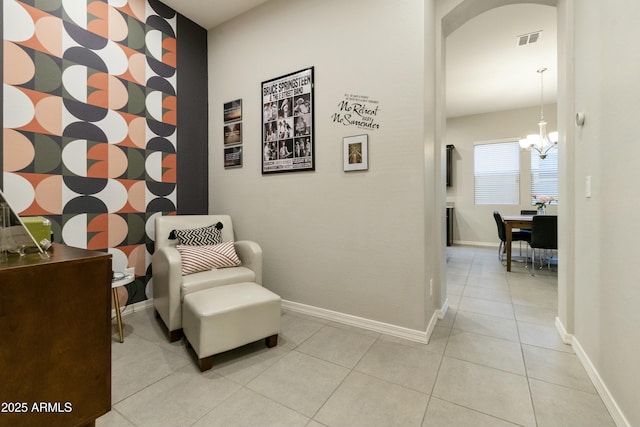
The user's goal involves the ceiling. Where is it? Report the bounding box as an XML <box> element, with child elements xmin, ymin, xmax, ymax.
<box><xmin>162</xmin><ymin>1</ymin><xmax>557</xmax><ymax>119</ymax></box>
<box><xmin>446</xmin><ymin>4</ymin><xmax>557</xmax><ymax>118</ymax></box>
<box><xmin>161</xmin><ymin>0</ymin><xmax>270</xmax><ymax>30</ymax></box>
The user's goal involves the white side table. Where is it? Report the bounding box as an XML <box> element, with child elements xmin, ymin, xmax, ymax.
<box><xmin>112</xmin><ymin>273</ymin><xmax>134</xmax><ymax>343</ymax></box>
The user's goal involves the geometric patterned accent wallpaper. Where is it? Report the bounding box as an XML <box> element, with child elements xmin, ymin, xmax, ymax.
<box><xmin>2</xmin><ymin>0</ymin><xmax>177</xmax><ymax>305</ymax></box>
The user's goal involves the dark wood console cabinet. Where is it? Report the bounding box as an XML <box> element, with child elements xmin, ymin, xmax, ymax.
<box><xmin>0</xmin><ymin>244</ymin><xmax>111</xmax><ymax>427</ymax></box>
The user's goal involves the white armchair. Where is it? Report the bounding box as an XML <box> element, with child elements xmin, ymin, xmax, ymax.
<box><xmin>152</xmin><ymin>215</ymin><xmax>262</xmax><ymax>342</ymax></box>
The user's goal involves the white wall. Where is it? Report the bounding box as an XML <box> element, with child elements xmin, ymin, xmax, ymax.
<box><xmin>208</xmin><ymin>0</ymin><xmax>438</xmax><ymax>332</ymax></box>
<box><xmin>572</xmin><ymin>0</ymin><xmax>640</xmax><ymax>425</ymax></box>
<box><xmin>446</xmin><ymin>105</ymin><xmax>558</xmax><ymax>245</ymax></box>
<box><xmin>205</xmin><ymin>0</ymin><xmax>639</xmax><ymax>422</ymax></box>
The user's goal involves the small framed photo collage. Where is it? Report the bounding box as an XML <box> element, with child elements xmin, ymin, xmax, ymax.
<box><xmin>223</xmin><ymin>99</ymin><xmax>243</xmax><ymax>169</ymax></box>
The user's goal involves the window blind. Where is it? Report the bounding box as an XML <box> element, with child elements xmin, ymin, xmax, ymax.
<box><xmin>474</xmin><ymin>141</ymin><xmax>520</xmax><ymax>205</ymax></box>
<box><xmin>530</xmin><ymin>149</ymin><xmax>558</xmax><ymax>203</ymax></box>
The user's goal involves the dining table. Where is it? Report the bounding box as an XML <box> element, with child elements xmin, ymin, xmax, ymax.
<box><xmin>502</xmin><ymin>214</ymin><xmax>534</xmax><ymax>272</ymax></box>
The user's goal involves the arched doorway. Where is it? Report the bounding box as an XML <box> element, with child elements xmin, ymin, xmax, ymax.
<box><xmin>436</xmin><ymin>0</ymin><xmax>575</xmax><ymax>338</ymax></box>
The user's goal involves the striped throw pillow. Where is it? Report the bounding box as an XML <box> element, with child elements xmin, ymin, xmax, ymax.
<box><xmin>176</xmin><ymin>241</ymin><xmax>241</xmax><ymax>275</ymax></box>
<box><xmin>171</xmin><ymin>223</ymin><xmax>223</xmax><ymax>246</ymax></box>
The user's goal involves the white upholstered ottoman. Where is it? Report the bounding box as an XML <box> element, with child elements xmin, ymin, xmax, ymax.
<box><xmin>182</xmin><ymin>282</ymin><xmax>281</xmax><ymax>372</ymax></box>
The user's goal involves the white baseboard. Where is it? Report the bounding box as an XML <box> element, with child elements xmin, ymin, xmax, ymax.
<box><xmin>555</xmin><ymin>318</ymin><xmax>630</xmax><ymax>427</ymax></box>
<box><xmin>452</xmin><ymin>240</ymin><xmax>499</xmax><ymax>247</ymax></box>
<box><xmin>122</xmin><ymin>298</ymin><xmax>436</xmax><ymax>345</ymax></box>
<box><xmin>281</xmin><ymin>300</ymin><xmax>430</xmax><ymax>344</ymax></box>
<box><xmin>425</xmin><ymin>311</ymin><xmax>438</xmax><ymax>342</ymax></box>
<box><xmin>112</xmin><ymin>299</ymin><xmax>154</xmax><ymax>319</ymax></box>
<box><xmin>436</xmin><ymin>298</ymin><xmax>449</xmax><ymax>320</ymax></box>
<box><xmin>554</xmin><ymin>316</ymin><xmax>573</xmax><ymax>345</ymax></box>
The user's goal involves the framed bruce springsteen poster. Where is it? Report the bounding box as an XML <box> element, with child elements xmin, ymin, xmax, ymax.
<box><xmin>261</xmin><ymin>67</ymin><xmax>314</xmax><ymax>174</ymax></box>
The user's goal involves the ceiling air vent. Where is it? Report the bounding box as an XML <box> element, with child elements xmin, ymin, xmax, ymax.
<box><xmin>518</xmin><ymin>31</ymin><xmax>542</xmax><ymax>46</ymax></box>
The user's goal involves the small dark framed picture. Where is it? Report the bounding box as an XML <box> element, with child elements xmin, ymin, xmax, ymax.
<box><xmin>224</xmin><ymin>146</ymin><xmax>243</xmax><ymax>168</ymax></box>
<box><xmin>223</xmin><ymin>99</ymin><xmax>242</xmax><ymax>123</ymax></box>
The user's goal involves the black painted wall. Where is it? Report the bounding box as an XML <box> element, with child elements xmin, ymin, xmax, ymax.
<box><xmin>176</xmin><ymin>14</ymin><xmax>209</xmax><ymax>214</ymax></box>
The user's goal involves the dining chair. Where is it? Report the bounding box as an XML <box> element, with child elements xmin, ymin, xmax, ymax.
<box><xmin>529</xmin><ymin>215</ymin><xmax>558</xmax><ymax>275</ymax></box>
<box><xmin>493</xmin><ymin>211</ymin><xmax>531</xmax><ymax>262</ymax></box>
<box><xmin>516</xmin><ymin>210</ymin><xmax>536</xmax><ymax>252</ymax></box>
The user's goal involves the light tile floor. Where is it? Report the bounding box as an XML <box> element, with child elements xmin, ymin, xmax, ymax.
<box><xmin>98</xmin><ymin>245</ymin><xmax>615</xmax><ymax>427</ymax></box>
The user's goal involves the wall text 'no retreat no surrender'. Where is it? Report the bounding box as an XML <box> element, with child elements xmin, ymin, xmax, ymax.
<box><xmin>331</xmin><ymin>95</ymin><xmax>381</xmax><ymax>130</ymax></box>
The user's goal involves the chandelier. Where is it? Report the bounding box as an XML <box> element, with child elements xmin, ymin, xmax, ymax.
<box><xmin>519</xmin><ymin>67</ymin><xmax>558</xmax><ymax>159</ymax></box>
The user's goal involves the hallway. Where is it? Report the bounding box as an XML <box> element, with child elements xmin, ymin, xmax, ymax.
<box><xmin>98</xmin><ymin>246</ymin><xmax>614</xmax><ymax>427</ymax></box>
<box><xmin>440</xmin><ymin>245</ymin><xmax>613</xmax><ymax>426</ymax></box>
